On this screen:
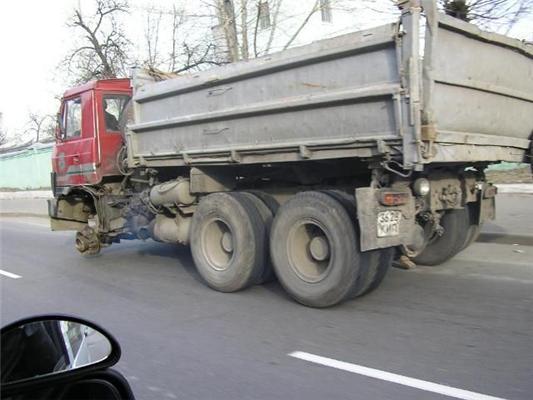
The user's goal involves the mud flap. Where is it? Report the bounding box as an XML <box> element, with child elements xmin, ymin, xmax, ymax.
<box><xmin>479</xmin><ymin>183</ymin><xmax>496</xmax><ymax>223</ymax></box>
<box><xmin>355</xmin><ymin>187</ymin><xmax>416</xmax><ymax>252</ymax></box>
<box><xmin>48</xmin><ymin>198</ymin><xmax>89</xmax><ymax>231</ymax></box>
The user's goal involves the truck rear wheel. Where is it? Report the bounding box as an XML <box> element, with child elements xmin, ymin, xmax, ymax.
<box><xmin>462</xmin><ymin>224</ymin><xmax>481</xmax><ymax>251</ymax></box>
<box><xmin>246</xmin><ymin>190</ymin><xmax>280</xmax><ymax>215</ymax></box>
<box><xmin>322</xmin><ymin>190</ymin><xmax>394</xmax><ymax>298</ymax></box>
<box><xmin>270</xmin><ymin>191</ymin><xmax>361</xmax><ymax>308</ymax></box>
<box><xmin>357</xmin><ymin>248</ymin><xmax>395</xmax><ymax>296</ymax></box>
<box><xmin>461</xmin><ymin>204</ymin><xmax>481</xmax><ymax>251</ymax></box>
<box><xmin>240</xmin><ymin>191</ymin><xmax>278</xmax><ymax>283</ymax></box>
<box><xmin>190</xmin><ymin>192</ymin><xmax>266</xmax><ymax>292</ymax></box>
<box><xmin>412</xmin><ymin>208</ymin><xmax>470</xmax><ymax>266</ymax></box>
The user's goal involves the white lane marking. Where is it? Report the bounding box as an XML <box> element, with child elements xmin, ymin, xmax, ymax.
<box><xmin>289</xmin><ymin>351</ymin><xmax>506</xmax><ymax>400</ymax></box>
<box><xmin>0</xmin><ymin>269</ymin><xmax>22</xmax><ymax>279</ymax></box>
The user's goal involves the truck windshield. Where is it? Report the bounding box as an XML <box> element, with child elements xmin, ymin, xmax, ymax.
<box><xmin>103</xmin><ymin>95</ymin><xmax>130</xmax><ymax>132</ymax></box>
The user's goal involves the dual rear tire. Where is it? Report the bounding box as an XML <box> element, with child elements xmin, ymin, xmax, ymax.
<box><xmin>411</xmin><ymin>207</ymin><xmax>472</xmax><ymax>266</ymax></box>
<box><xmin>190</xmin><ymin>190</ymin><xmax>394</xmax><ymax>307</ymax></box>
<box><xmin>270</xmin><ymin>191</ymin><xmax>394</xmax><ymax>307</ymax></box>
<box><xmin>190</xmin><ymin>192</ymin><xmax>267</xmax><ymax>292</ymax></box>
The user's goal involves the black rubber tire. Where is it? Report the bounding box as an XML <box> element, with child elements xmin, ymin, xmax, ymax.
<box><xmin>240</xmin><ymin>192</ymin><xmax>277</xmax><ymax>283</ymax></box>
<box><xmin>358</xmin><ymin>247</ymin><xmax>395</xmax><ymax>296</ymax></box>
<box><xmin>246</xmin><ymin>190</ymin><xmax>280</xmax><ymax>215</ymax></box>
<box><xmin>460</xmin><ymin>203</ymin><xmax>482</xmax><ymax>251</ymax></box>
<box><xmin>190</xmin><ymin>192</ymin><xmax>266</xmax><ymax>292</ymax></box>
<box><xmin>270</xmin><ymin>191</ymin><xmax>361</xmax><ymax>308</ymax></box>
<box><xmin>322</xmin><ymin>190</ymin><xmax>394</xmax><ymax>298</ymax></box>
<box><xmin>412</xmin><ymin>208</ymin><xmax>470</xmax><ymax>266</ymax></box>
<box><xmin>463</xmin><ymin>224</ymin><xmax>481</xmax><ymax>250</ymax></box>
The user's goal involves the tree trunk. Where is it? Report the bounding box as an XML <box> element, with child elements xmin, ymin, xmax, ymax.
<box><xmin>218</xmin><ymin>0</ymin><xmax>240</xmax><ymax>62</ymax></box>
<box><xmin>240</xmin><ymin>0</ymin><xmax>249</xmax><ymax>60</ymax></box>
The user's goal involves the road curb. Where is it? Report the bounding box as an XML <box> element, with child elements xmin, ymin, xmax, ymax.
<box><xmin>496</xmin><ymin>184</ymin><xmax>533</xmax><ymax>195</ymax></box>
<box><xmin>0</xmin><ymin>212</ymin><xmax>49</xmax><ymax>218</ymax></box>
<box><xmin>0</xmin><ymin>191</ymin><xmax>52</xmax><ymax>200</ymax></box>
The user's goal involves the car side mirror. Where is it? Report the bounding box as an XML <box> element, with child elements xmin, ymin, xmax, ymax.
<box><xmin>1</xmin><ymin>315</ymin><xmax>121</xmax><ymax>393</ymax></box>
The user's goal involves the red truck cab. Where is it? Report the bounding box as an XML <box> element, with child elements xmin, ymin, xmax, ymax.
<box><xmin>52</xmin><ymin>79</ymin><xmax>131</xmax><ymax>189</ymax></box>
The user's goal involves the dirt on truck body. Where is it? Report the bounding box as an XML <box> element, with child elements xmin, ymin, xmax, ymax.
<box><xmin>48</xmin><ymin>0</ymin><xmax>533</xmax><ymax>307</ymax></box>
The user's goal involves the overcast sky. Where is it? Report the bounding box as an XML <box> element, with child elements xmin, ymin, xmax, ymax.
<box><xmin>0</xmin><ymin>1</ymin><xmax>73</xmax><ymax>138</ymax></box>
<box><xmin>0</xmin><ymin>1</ymin><xmax>531</xmax><ymax>140</ymax></box>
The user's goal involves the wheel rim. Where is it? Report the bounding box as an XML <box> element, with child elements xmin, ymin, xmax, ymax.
<box><xmin>287</xmin><ymin>219</ymin><xmax>332</xmax><ymax>283</ymax></box>
<box><xmin>200</xmin><ymin>218</ymin><xmax>235</xmax><ymax>271</ymax></box>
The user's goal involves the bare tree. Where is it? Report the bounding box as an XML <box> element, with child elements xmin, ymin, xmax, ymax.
<box><xmin>240</xmin><ymin>0</ymin><xmax>251</xmax><ymax>59</ymax></box>
<box><xmin>159</xmin><ymin>0</ymin><xmax>531</xmax><ymax>74</ymax></box>
<box><xmin>62</xmin><ymin>0</ymin><xmax>531</xmax><ymax>86</ymax></box>
<box><xmin>216</xmin><ymin>0</ymin><xmax>241</xmax><ymax>62</ymax></box>
<box><xmin>262</xmin><ymin>0</ymin><xmax>283</xmax><ymax>55</ymax></box>
<box><xmin>212</xmin><ymin>0</ymin><xmax>318</xmax><ymax>60</ymax></box>
<box><xmin>65</xmin><ymin>0</ymin><xmax>131</xmax><ymax>84</ymax></box>
<box><xmin>143</xmin><ymin>5</ymin><xmax>163</xmax><ymax>70</ymax></box>
<box><xmin>215</xmin><ymin>0</ymin><xmax>373</xmax><ymax>60</ymax></box>
<box><xmin>0</xmin><ymin>113</ymin><xmax>6</xmax><ymax>146</ymax></box>
<box><xmin>0</xmin><ymin>129</ymin><xmax>7</xmax><ymax>146</ymax></box>
<box><xmin>440</xmin><ymin>0</ymin><xmax>533</xmax><ymax>33</ymax></box>
<box><xmin>139</xmin><ymin>4</ymin><xmax>224</xmax><ymax>75</ymax></box>
<box><xmin>25</xmin><ymin>112</ymin><xmax>55</xmax><ymax>143</ymax></box>
<box><xmin>283</xmin><ymin>0</ymin><xmax>321</xmax><ymax>50</ymax></box>
<box><xmin>169</xmin><ymin>5</ymin><xmax>186</xmax><ymax>71</ymax></box>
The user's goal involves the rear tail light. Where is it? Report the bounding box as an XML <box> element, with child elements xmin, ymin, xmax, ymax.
<box><xmin>379</xmin><ymin>192</ymin><xmax>409</xmax><ymax>206</ymax></box>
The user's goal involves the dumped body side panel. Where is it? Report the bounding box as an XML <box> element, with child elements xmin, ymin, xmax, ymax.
<box><xmin>128</xmin><ymin>24</ymin><xmax>404</xmax><ymax>167</ymax></box>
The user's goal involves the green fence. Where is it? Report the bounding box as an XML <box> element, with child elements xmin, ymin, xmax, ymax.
<box><xmin>486</xmin><ymin>162</ymin><xmax>529</xmax><ymax>171</ymax></box>
<box><xmin>0</xmin><ymin>145</ymin><xmax>53</xmax><ymax>190</ymax></box>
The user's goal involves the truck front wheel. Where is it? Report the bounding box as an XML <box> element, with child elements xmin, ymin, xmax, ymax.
<box><xmin>75</xmin><ymin>227</ymin><xmax>101</xmax><ymax>256</ymax></box>
<box><xmin>190</xmin><ymin>192</ymin><xmax>266</xmax><ymax>292</ymax></box>
<box><xmin>270</xmin><ymin>191</ymin><xmax>361</xmax><ymax>308</ymax></box>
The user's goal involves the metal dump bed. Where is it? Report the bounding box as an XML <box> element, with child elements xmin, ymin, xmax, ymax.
<box><xmin>126</xmin><ymin>0</ymin><xmax>532</xmax><ymax>171</ymax></box>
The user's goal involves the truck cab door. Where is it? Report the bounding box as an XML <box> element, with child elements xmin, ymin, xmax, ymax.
<box><xmin>96</xmin><ymin>92</ymin><xmax>131</xmax><ymax>177</ymax></box>
<box><xmin>53</xmin><ymin>91</ymin><xmax>99</xmax><ymax>187</ymax></box>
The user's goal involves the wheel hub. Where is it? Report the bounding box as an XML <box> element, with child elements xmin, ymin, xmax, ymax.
<box><xmin>309</xmin><ymin>236</ymin><xmax>329</xmax><ymax>261</ymax></box>
<box><xmin>75</xmin><ymin>227</ymin><xmax>101</xmax><ymax>256</ymax></box>
<box><xmin>287</xmin><ymin>221</ymin><xmax>332</xmax><ymax>283</ymax></box>
<box><xmin>201</xmin><ymin>219</ymin><xmax>234</xmax><ymax>271</ymax></box>
<box><xmin>221</xmin><ymin>231</ymin><xmax>234</xmax><ymax>253</ymax></box>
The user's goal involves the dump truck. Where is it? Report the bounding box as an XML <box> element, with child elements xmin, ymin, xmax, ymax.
<box><xmin>48</xmin><ymin>0</ymin><xmax>533</xmax><ymax>307</ymax></box>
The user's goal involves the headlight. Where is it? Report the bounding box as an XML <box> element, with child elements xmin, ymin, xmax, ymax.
<box><xmin>413</xmin><ymin>178</ymin><xmax>430</xmax><ymax>196</ymax></box>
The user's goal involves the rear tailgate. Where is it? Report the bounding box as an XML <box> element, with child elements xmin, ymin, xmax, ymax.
<box><xmin>421</xmin><ymin>12</ymin><xmax>533</xmax><ymax>164</ymax></box>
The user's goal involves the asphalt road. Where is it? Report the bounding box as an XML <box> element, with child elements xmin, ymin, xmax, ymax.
<box><xmin>1</xmin><ymin>215</ymin><xmax>532</xmax><ymax>399</ymax></box>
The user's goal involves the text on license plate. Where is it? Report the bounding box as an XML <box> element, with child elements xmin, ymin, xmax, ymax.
<box><xmin>377</xmin><ymin>210</ymin><xmax>401</xmax><ymax>237</ymax></box>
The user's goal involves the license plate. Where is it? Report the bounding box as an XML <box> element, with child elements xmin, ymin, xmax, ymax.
<box><xmin>377</xmin><ymin>210</ymin><xmax>401</xmax><ymax>237</ymax></box>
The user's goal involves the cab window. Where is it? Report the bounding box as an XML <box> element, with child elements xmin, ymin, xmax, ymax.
<box><xmin>64</xmin><ymin>97</ymin><xmax>82</xmax><ymax>139</ymax></box>
<box><xmin>102</xmin><ymin>95</ymin><xmax>130</xmax><ymax>132</ymax></box>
